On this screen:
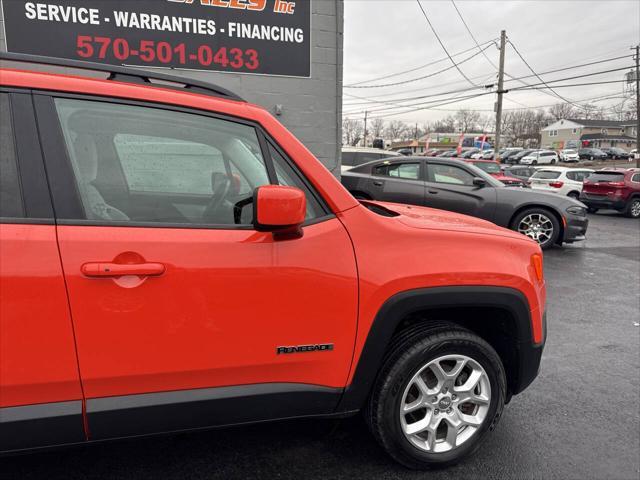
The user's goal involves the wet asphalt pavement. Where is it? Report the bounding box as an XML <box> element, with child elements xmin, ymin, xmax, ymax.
<box><xmin>2</xmin><ymin>212</ymin><xmax>639</xmax><ymax>480</ymax></box>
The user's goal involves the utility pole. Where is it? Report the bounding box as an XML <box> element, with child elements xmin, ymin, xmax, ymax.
<box><xmin>634</xmin><ymin>45</ymin><xmax>639</xmax><ymax>168</ymax></box>
<box><xmin>363</xmin><ymin>111</ymin><xmax>368</xmax><ymax>148</ymax></box>
<box><xmin>494</xmin><ymin>30</ymin><xmax>506</xmax><ymax>161</ymax></box>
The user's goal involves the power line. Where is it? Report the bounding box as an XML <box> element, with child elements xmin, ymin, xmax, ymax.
<box><xmin>506</xmin><ymin>38</ymin><xmax>582</xmax><ymax>108</ymax></box>
<box><xmin>344</xmin><ymin>67</ymin><xmax>632</xmax><ymax>118</ymax></box>
<box><xmin>344</xmin><ymin>53</ymin><xmax>633</xmax><ymax>111</ymax></box>
<box><xmin>451</xmin><ymin>0</ymin><xmax>499</xmax><ymax>70</ymax></box>
<box><xmin>343</xmin><ymin>65</ymin><xmax>632</xmax><ymax>116</ymax></box>
<box><xmin>367</xmin><ymin>92</ymin><xmax>494</xmax><ymax>120</ymax></box>
<box><xmin>344</xmin><ymin>38</ymin><xmax>497</xmax><ymax>87</ymax></box>
<box><xmin>415</xmin><ymin>0</ymin><xmax>479</xmax><ymax>87</ymax></box>
<box><xmin>344</xmin><ymin>44</ymin><xmax>494</xmax><ymax>89</ymax></box>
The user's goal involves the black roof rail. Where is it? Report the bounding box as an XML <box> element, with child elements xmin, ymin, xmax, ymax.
<box><xmin>0</xmin><ymin>52</ymin><xmax>245</xmax><ymax>102</ymax></box>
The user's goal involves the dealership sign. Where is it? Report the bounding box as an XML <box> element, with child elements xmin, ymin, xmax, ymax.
<box><xmin>1</xmin><ymin>0</ymin><xmax>311</xmax><ymax>77</ymax></box>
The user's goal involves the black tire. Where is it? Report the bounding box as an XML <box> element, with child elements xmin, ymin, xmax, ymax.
<box><xmin>510</xmin><ymin>207</ymin><xmax>561</xmax><ymax>249</ymax></box>
<box><xmin>567</xmin><ymin>191</ymin><xmax>580</xmax><ymax>200</ymax></box>
<box><xmin>532</xmin><ymin>160</ymin><xmax>538</xmax><ymax>165</ymax></box>
<box><xmin>587</xmin><ymin>207</ymin><xmax>599</xmax><ymax>214</ymax></box>
<box><xmin>624</xmin><ymin>197</ymin><xmax>640</xmax><ymax>218</ymax></box>
<box><xmin>365</xmin><ymin>323</ymin><xmax>506</xmax><ymax>470</ymax></box>
<box><xmin>551</xmin><ymin>158</ymin><xmax>557</xmax><ymax>164</ymax></box>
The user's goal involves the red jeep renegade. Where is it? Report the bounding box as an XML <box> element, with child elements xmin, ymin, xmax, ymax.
<box><xmin>0</xmin><ymin>54</ymin><xmax>546</xmax><ymax>469</ymax></box>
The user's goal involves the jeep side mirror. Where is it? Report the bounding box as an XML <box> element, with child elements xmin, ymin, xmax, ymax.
<box><xmin>473</xmin><ymin>177</ymin><xmax>487</xmax><ymax>188</ymax></box>
<box><xmin>253</xmin><ymin>185</ymin><xmax>306</xmax><ymax>239</ymax></box>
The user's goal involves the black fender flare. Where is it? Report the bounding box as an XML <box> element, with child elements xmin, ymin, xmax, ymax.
<box><xmin>335</xmin><ymin>286</ymin><xmax>539</xmax><ymax>412</ymax></box>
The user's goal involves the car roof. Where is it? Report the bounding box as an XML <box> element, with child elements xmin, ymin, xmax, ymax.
<box><xmin>534</xmin><ymin>166</ymin><xmax>594</xmax><ymax>172</ymax></box>
<box><xmin>596</xmin><ymin>168</ymin><xmax>639</xmax><ymax>173</ymax></box>
<box><xmin>1</xmin><ymin>60</ymin><xmax>362</xmax><ymax>215</ymax></box>
<box><xmin>465</xmin><ymin>158</ymin><xmax>497</xmax><ymax>163</ymax></box>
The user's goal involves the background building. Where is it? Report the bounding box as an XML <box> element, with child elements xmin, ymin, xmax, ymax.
<box><xmin>541</xmin><ymin>118</ymin><xmax>638</xmax><ymax>150</ymax></box>
<box><xmin>0</xmin><ymin>1</ymin><xmax>344</xmax><ymax>176</ymax></box>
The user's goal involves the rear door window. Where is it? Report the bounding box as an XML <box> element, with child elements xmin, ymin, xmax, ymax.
<box><xmin>0</xmin><ymin>93</ymin><xmax>25</xmax><ymax>218</ymax></box>
<box><xmin>374</xmin><ymin>162</ymin><xmax>421</xmax><ymax>180</ymax></box>
<box><xmin>532</xmin><ymin>171</ymin><xmax>561</xmax><ymax>180</ymax></box>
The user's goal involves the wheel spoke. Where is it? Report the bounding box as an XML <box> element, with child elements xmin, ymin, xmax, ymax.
<box><xmin>444</xmin><ymin>418</ymin><xmax>461</xmax><ymax>448</ymax></box>
<box><xmin>404</xmin><ymin>411</ymin><xmax>433</xmax><ymax>435</ymax></box>
<box><xmin>459</xmin><ymin>412</ymin><xmax>484</xmax><ymax>427</ymax></box>
<box><xmin>400</xmin><ymin>354</ymin><xmax>491</xmax><ymax>454</ymax></box>
<box><xmin>403</xmin><ymin>397</ymin><xmax>424</xmax><ymax>413</ymax></box>
<box><xmin>413</xmin><ymin>374</ymin><xmax>434</xmax><ymax>396</ymax></box>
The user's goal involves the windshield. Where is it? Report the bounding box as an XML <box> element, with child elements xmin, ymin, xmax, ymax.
<box><xmin>532</xmin><ymin>170</ymin><xmax>562</xmax><ymax>180</ymax></box>
<box><xmin>472</xmin><ymin>161</ymin><xmax>501</xmax><ymax>174</ymax></box>
<box><xmin>563</xmin><ymin>150</ymin><xmax>576</xmax><ymax>154</ymax></box>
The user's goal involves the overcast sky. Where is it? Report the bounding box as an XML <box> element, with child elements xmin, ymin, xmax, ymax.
<box><xmin>342</xmin><ymin>0</ymin><xmax>640</xmax><ymax>124</ymax></box>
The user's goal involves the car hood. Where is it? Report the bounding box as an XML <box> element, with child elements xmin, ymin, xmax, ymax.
<box><xmin>492</xmin><ymin>173</ymin><xmax>523</xmax><ymax>183</ymax></box>
<box><xmin>366</xmin><ymin>201</ymin><xmax>533</xmax><ymax>243</ymax></box>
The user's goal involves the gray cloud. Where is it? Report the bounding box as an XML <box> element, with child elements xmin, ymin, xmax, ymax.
<box><xmin>343</xmin><ymin>0</ymin><xmax>640</xmax><ymax>122</ymax></box>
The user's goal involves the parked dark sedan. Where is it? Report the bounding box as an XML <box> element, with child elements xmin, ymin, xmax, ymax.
<box><xmin>504</xmin><ymin>149</ymin><xmax>535</xmax><ymax>164</ymax></box>
<box><xmin>341</xmin><ymin>157</ymin><xmax>589</xmax><ymax>249</ymax></box>
<box><xmin>600</xmin><ymin>147</ymin><xmax>630</xmax><ymax>160</ymax></box>
<box><xmin>578</xmin><ymin>148</ymin><xmax>608</xmax><ymax>161</ymax></box>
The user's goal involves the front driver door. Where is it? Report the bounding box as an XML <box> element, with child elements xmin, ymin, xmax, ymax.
<box><xmin>37</xmin><ymin>95</ymin><xmax>358</xmax><ymax>439</ymax></box>
<box><xmin>423</xmin><ymin>161</ymin><xmax>496</xmax><ymax>220</ymax></box>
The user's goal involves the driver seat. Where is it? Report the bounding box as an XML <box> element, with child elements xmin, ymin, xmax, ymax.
<box><xmin>72</xmin><ymin>134</ymin><xmax>129</xmax><ymax>221</ymax></box>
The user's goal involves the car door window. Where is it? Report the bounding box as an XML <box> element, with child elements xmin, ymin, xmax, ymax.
<box><xmin>429</xmin><ymin>164</ymin><xmax>475</xmax><ymax>186</ymax></box>
<box><xmin>632</xmin><ymin>173</ymin><xmax>640</xmax><ymax>183</ymax></box>
<box><xmin>374</xmin><ymin>162</ymin><xmax>420</xmax><ymax>180</ymax></box>
<box><xmin>54</xmin><ymin>98</ymin><xmax>270</xmax><ymax>226</ymax></box>
<box><xmin>0</xmin><ymin>93</ymin><xmax>24</xmax><ymax>218</ymax></box>
<box><xmin>573</xmin><ymin>171</ymin><xmax>591</xmax><ymax>182</ymax></box>
<box><xmin>565</xmin><ymin>171</ymin><xmax>577</xmax><ymax>181</ymax></box>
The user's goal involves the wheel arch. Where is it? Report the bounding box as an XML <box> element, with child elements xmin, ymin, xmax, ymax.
<box><xmin>335</xmin><ymin>286</ymin><xmax>542</xmax><ymax>413</ymax></box>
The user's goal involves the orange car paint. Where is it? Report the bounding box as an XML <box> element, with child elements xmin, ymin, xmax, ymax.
<box><xmin>0</xmin><ymin>225</ymin><xmax>83</xmax><ymax>407</ymax></box>
<box><xmin>0</xmin><ymin>68</ymin><xmax>545</xmax><ymax>428</ymax></box>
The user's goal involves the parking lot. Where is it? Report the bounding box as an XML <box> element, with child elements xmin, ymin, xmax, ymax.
<box><xmin>2</xmin><ymin>212</ymin><xmax>639</xmax><ymax>480</ymax></box>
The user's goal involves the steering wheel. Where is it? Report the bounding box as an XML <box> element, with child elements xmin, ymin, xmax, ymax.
<box><xmin>202</xmin><ymin>172</ymin><xmax>232</xmax><ymax>222</ymax></box>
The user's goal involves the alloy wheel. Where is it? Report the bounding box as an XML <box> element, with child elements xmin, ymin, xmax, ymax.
<box><xmin>399</xmin><ymin>355</ymin><xmax>491</xmax><ymax>453</ymax></box>
<box><xmin>517</xmin><ymin>213</ymin><xmax>554</xmax><ymax>244</ymax></box>
<box><xmin>630</xmin><ymin>200</ymin><xmax>640</xmax><ymax>218</ymax></box>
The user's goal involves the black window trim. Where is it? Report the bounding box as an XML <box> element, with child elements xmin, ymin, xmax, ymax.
<box><xmin>0</xmin><ymin>88</ymin><xmax>54</xmax><ymax>224</ymax></box>
<box><xmin>32</xmin><ymin>90</ymin><xmax>334</xmax><ymax>230</ymax></box>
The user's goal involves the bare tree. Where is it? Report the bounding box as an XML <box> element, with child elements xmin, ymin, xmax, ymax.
<box><xmin>384</xmin><ymin>120</ymin><xmax>409</xmax><ymax>141</ymax></box>
<box><xmin>547</xmin><ymin>103</ymin><xmax>578</xmax><ymax>121</ymax></box>
<box><xmin>454</xmin><ymin>109</ymin><xmax>481</xmax><ymax>132</ymax></box>
<box><xmin>370</xmin><ymin>118</ymin><xmax>386</xmax><ymax>139</ymax></box>
<box><xmin>342</xmin><ymin>117</ymin><xmax>363</xmax><ymax>146</ymax></box>
<box><xmin>432</xmin><ymin>115</ymin><xmax>456</xmax><ymax>132</ymax></box>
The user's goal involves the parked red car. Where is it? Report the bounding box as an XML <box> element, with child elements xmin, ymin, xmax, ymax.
<box><xmin>0</xmin><ymin>53</ymin><xmax>546</xmax><ymax>469</ymax></box>
<box><xmin>464</xmin><ymin>159</ymin><xmax>528</xmax><ymax>187</ymax></box>
<box><xmin>580</xmin><ymin>168</ymin><xmax>640</xmax><ymax>218</ymax></box>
